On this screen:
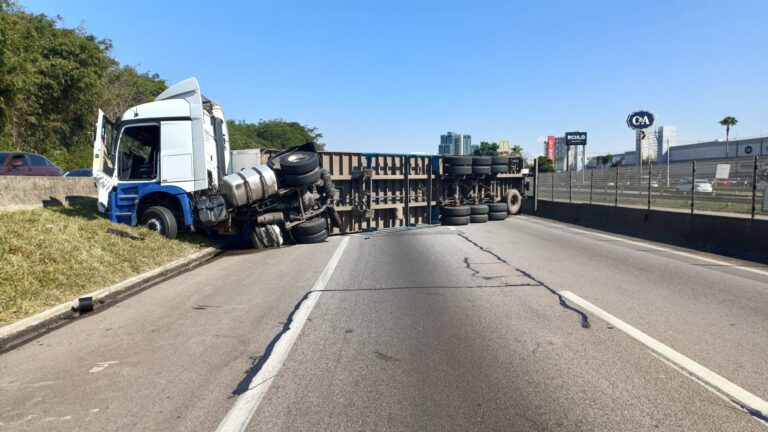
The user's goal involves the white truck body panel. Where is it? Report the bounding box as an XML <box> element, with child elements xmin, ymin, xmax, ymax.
<box><xmin>160</xmin><ymin>120</ymin><xmax>195</xmax><ymax>191</ymax></box>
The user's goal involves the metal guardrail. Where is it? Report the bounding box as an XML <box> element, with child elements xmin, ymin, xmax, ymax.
<box><xmin>535</xmin><ymin>156</ymin><xmax>768</xmax><ymax>220</ymax></box>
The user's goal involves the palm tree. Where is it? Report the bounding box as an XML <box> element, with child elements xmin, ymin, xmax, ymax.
<box><xmin>719</xmin><ymin>116</ymin><xmax>738</xmax><ymax>158</ymax></box>
<box><xmin>511</xmin><ymin>144</ymin><xmax>523</xmax><ymax>156</ymax></box>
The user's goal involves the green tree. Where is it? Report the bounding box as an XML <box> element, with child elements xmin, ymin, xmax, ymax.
<box><xmin>596</xmin><ymin>154</ymin><xmax>613</xmax><ymax>168</ymax></box>
<box><xmin>472</xmin><ymin>141</ymin><xmax>498</xmax><ymax>156</ymax></box>
<box><xmin>227</xmin><ymin>119</ymin><xmax>324</xmax><ymax>151</ymax></box>
<box><xmin>719</xmin><ymin>116</ymin><xmax>738</xmax><ymax>158</ymax></box>
<box><xmin>536</xmin><ymin>156</ymin><xmax>555</xmax><ymax>172</ymax></box>
<box><xmin>99</xmin><ymin>65</ymin><xmax>167</xmax><ymax>120</ymax></box>
<box><xmin>511</xmin><ymin>144</ymin><xmax>523</xmax><ymax>156</ymax></box>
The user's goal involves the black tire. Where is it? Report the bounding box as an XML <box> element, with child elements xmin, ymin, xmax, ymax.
<box><xmin>472</xmin><ymin>156</ymin><xmax>492</xmax><ymax>166</ymax></box>
<box><xmin>491</xmin><ymin>156</ymin><xmax>508</xmax><ymax>165</ymax></box>
<box><xmin>294</xmin><ymin>229</ymin><xmax>329</xmax><ymax>244</ymax></box>
<box><xmin>139</xmin><ymin>206</ymin><xmax>178</xmax><ymax>239</ymax></box>
<box><xmin>488</xmin><ymin>212</ymin><xmax>507</xmax><ymax>221</ymax></box>
<box><xmin>491</xmin><ymin>164</ymin><xmax>510</xmax><ymax>174</ymax></box>
<box><xmin>443</xmin><ymin>156</ymin><xmax>472</xmax><ymax>166</ymax></box>
<box><xmin>488</xmin><ymin>202</ymin><xmax>507</xmax><ymax>213</ymax></box>
<box><xmin>470</xmin><ymin>204</ymin><xmax>489</xmax><ymax>215</ymax></box>
<box><xmin>441</xmin><ymin>206</ymin><xmax>471</xmax><ymax>217</ymax></box>
<box><xmin>472</xmin><ymin>166</ymin><xmax>491</xmax><ymax>175</ymax></box>
<box><xmin>443</xmin><ymin>216</ymin><xmax>470</xmax><ymax>226</ymax></box>
<box><xmin>280</xmin><ymin>151</ymin><xmax>319</xmax><ymax>175</ymax></box>
<box><xmin>444</xmin><ymin>165</ymin><xmax>472</xmax><ymax>175</ymax></box>
<box><xmin>293</xmin><ymin>217</ymin><xmax>327</xmax><ymax>236</ymax></box>
<box><xmin>470</xmin><ymin>214</ymin><xmax>489</xmax><ymax>223</ymax></box>
<box><xmin>284</xmin><ymin>167</ymin><xmax>321</xmax><ymax>187</ymax></box>
<box><xmin>506</xmin><ymin>189</ymin><xmax>522</xmax><ymax>215</ymax></box>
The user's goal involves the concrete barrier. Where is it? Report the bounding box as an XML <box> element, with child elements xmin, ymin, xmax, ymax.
<box><xmin>525</xmin><ymin>199</ymin><xmax>768</xmax><ymax>264</ymax></box>
<box><xmin>0</xmin><ymin>176</ymin><xmax>96</xmax><ymax>210</ymax></box>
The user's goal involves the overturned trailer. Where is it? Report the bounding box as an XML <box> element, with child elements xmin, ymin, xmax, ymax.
<box><xmin>92</xmin><ymin>77</ymin><xmax>525</xmax><ymax>247</ymax></box>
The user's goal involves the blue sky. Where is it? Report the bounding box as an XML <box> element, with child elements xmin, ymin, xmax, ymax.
<box><xmin>21</xmin><ymin>0</ymin><xmax>768</xmax><ymax>158</ymax></box>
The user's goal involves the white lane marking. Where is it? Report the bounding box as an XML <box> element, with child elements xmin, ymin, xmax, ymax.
<box><xmin>88</xmin><ymin>361</ymin><xmax>118</xmax><ymax>373</ymax></box>
<box><xmin>560</xmin><ymin>290</ymin><xmax>768</xmax><ymax>419</ymax></box>
<box><xmin>216</xmin><ymin>236</ymin><xmax>351</xmax><ymax>432</ymax></box>
<box><xmin>447</xmin><ymin>226</ymin><xmax>456</xmax><ymax>231</ymax></box>
<box><xmin>517</xmin><ymin>216</ymin><xmax>768</xmax><ymax>278</ymax></box>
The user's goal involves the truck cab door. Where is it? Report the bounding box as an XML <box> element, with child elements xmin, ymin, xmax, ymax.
<box><xmin>92</xmin><ymin>110</ymin><xmax>116</xmax><ymax>212</ymax></box>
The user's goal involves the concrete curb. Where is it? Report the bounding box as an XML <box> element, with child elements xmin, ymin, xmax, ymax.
<box><xmin>0</xmin><ymin>247</ymin><xmax>222</xmax><ymax>341</ymax></box>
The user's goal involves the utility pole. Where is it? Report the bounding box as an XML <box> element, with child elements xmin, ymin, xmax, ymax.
<box><xmin>666</xmin><ymin>138</ymin><xmax>670</xmax><ymax>187</ymax></box>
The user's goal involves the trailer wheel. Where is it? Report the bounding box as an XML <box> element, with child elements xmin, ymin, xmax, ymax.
<box><xmin>295</xmin><ymin>229</ymin><xmax>329</xmax><ymax>244</ymax></box>
<box><xmin>491</xmin><ymin>156</ymin><xmax>509</xmax><ymax>165</ymax></box>
<box><xmin>488</xmin><ymin>212</ymin><xmax>508</xmax><ymax>221</ymax></box>
<box><xmin>491</xmin><ymin>164</ymin><xmax>510</xmax><ymax>174</ymax></box>
<box><xmin>470</xmin><ymin>214</ymin><xmax>489</xmax><ymax>223</ymax></box>
<box><xmin>280</xmin><ymin>151</ymin><xmax>319</xmax><ymax>175</ymax></box>
<box><xmin>472</xmin><ymin>156</ymin><xmax>492</xmax><ymax>166</ymax></box>
<box><xmin>441</xmin><ymin>206</ymin><xmax>471</xmax><ymax>217</ymax></box>
<box><xmin>506</xmin><ymin>189</ymin><xmax>522</xmax><ymax>215</ymax></box>
<box><xmin>444</xmin><ymin>165</ymin><xmax>472</xmax><ymax>175</ymax></box>
<box><xmin>470</xmin><ymin>204</ymin><xmax>489</xmax><ymax>215</ymax></box>
<box><xmin>487</xmin><ymin>202</ymin><xmax>507</xmax><ymax>213</ymax></box>
<box><xmin>472</xmin><ymin>165</ymin><xmax>491</xmax><ymax>175</ymax></box>
<box><xmin>293</xmin><ymin>217</ymin><xmax>327</xmax><ymax>236</ymax></box>
<box><xmin>442</xmin><ymin>216</ymin><xmax>470</xmax><ymax>226</ymax></box>
<box><xmin>443</xmin><ymin>156</ymin><xmax>472</xmax><ymax>166</ymax></box>
<box><xmin>140</xmin><ymin>206</ymin><xmax>178</xmax><ymax>239</ymax></box>
<box><xmin>284</xmin><ymin>167</ymin><xmax>322</xmax><ymax>187</ymax></box>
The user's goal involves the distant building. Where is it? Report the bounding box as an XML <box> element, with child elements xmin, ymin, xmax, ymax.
<box><xmin>551</xmin><ymin>136</ymin><xmax>580</xmax><ymax>171</ymax></box>
<box><xmin>656</xmin><ymin>126</ymin><xmax>677</xmax><ymax>162</ymax></box>
<box><xmin>668</xmin><ymin>136</ymin><xmax>768</xmax><ymax>162</ymax></box>
<box><xmin>439</xmin><ymin>132</ymin><xmax>472</xmax><ymax>155</ymax></box>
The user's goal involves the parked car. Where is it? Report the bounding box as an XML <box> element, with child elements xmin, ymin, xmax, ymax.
<box><xmin>728</xmin><ymin>177</ymin><xmax>751</xmax><ymax>187</ymax></box>
<box><xmin>63</xmin><ymin>168</ymin><xmax>93</xmax><ymax>177</ymax></box>
<box><xmin>0</xmin><ymin>152</ymin><xmax>62</xmax><ymax>176</ymax></box>
<box><xmin>676</xmin><ymin>179</ymin><xmax>713</xmax><ymax>193</ymax></box>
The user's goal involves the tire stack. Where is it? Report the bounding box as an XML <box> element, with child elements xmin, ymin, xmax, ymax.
<box><xmin>292</xmin><ymin>217</ymin><xmax>329</xmax><ymax>244</ymax></box>
<box><xmin>487</xmin><ymin>202</ymin><xmax>508</xmax><ymax>221</ymax></box>
<box><xmin>442</xmin><ymin>156</ymin><xmax>472</xmax><ymax>176</ymax></box>
<box><xmin>470</xmin><ymin>204</ymin><xmax>489</xmax><ymax>223</ymax></box>
<box><xmin>280</xmin><ymin>151</ymin><xmax>321</xmax><ymax>187</ymax></box>
<box><xmin>491</xmin><ymin>156</ymin><xmax>510</xmax><ymax>175</ymax></box>
<box><xmin>472</xmin><ymin>156</ymin><xmax>491</xmax><ymax>176</ymax></box>
<box><xmin>441</xmin><ymin>206</ymin><xmax>470</xmax><ymax>225</ymax></box>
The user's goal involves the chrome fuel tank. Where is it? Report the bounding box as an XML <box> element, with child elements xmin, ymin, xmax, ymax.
<box><xmin>221</xmin><ymin>165</ymin><xmax>278</xmax><ymax>207</ymax></box>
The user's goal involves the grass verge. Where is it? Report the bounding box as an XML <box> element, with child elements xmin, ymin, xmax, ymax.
<box><xmin>0</xmin><ymin>200</ymin><xmax>213</xmax><ymax>325</ymax></box>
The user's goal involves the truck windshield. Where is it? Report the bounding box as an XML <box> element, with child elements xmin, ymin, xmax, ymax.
<box><xmin>0</xmin><ymin>153</ymin><xmax>7</xmax><ymax>166</ymax></box>
<box><xmin>116</xmin><ymin>124</ymin><xmax>160</xmax><ymax>181</ymax></box>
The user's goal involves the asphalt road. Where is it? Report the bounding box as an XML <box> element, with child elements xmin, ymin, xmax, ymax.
<box><xmin>2</xmin><ymin>216</ymin><xmax>768</xmax><ymax>431</ymax></box>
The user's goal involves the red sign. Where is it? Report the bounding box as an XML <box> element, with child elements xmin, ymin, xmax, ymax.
<box><xmin>547</xmin><ymin>136</ymin><xmax>555</xmax><ymax>159</ymax></box>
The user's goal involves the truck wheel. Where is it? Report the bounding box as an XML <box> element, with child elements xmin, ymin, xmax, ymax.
<box><xmin>281</xmin><ymin>152</ymin><xmax>319</xmax><ymax>175</ymax></box>
<box><xmin>140</xmin><ymin>206</ymin><xmax>178</xmax><ymax>239</ymax></box>
<box><xmin>443</xmin><ymin>156</ymin><xmax>472</xmax><ymax>166</ymax></box>
<box><xmin>487</xmin><ymin>202</ymin><xmax>507</xmax><ymax>213</ymax></box>
<box><xmin>470</xmin><ymin>214</ymin><xmax>488</xmax><ymax>223</ymax></box>
<box><xmin>284</xmin><ymin>167</ymin><xmax>321</xmax><ymax>187</ymax></box>
<box><xmin>472</xmin><ymin>165</ymin><xmax>491</xmax><ymax>175</ymax></box>
<box><xmin>472</xmin><ymin>156</ymin><xmax>492</xmax><ymax>166</ymax></box>
<box><xmin>444</xmin><ymin>165</ymin><xmax>472</xmax><ymax>175</ymax></box>
<box><xmin>506</xmin><ymin>189</ymin><xmax>522</xmax><ymax>215</ymax></box>
<box><xmin>491</xmin><ymin>156</ymin><xmax>508</xmax><ymax>165</ymax></box>
<box><xmin>295</xmin><ymin>229</ymin><xmax>329</xmax><ymax>244</ymax></box>
<box><xmin>441</xmin><ymin>206</ymin><xmax>471</xmax><ymax>217</ymax></box>
<box><xmin>488</xmin><ymin>212</ymin><xmax>507</xmax><ymax>221</ymax></box>
<box><xmin>470</xmin><ymin>204</ymin><xmax>489</xmax><ymax>215</ymax></box>
<box><xmin>491</xmin><ymin>164</ymin><xmax>509</xmax><ymax>174</ymax></box>
<box><xmin>293</xmin><ymin>217</ymin><xmax>327</xmax><ymax>236</ymax></box>
<box><xmin>442</xmin><ymin>216</ymin><xmax>470</xmax><ymax>226</ymax></box>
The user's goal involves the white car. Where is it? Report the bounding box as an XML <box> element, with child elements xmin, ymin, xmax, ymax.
<box><xmin>676</xmin><ymin>180</ymin><xmax>713</xmax><ymax>193</ymax></box>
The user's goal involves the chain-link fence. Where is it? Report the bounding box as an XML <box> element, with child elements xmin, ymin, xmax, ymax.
<box><xmin>535</xmin><ymin>157</ymin><xmax>768</xmax><ymax>219</ymax></box>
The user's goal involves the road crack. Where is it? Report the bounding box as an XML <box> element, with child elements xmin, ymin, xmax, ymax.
<box><xmin>455</xmin><ymin>231</ymin><xmax>591</xmax><ymax>329</ymax></box>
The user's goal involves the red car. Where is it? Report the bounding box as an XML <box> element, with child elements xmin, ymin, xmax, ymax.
<box><xmin>0</xmin><ymin>152</ymin><xmax>63</xmax><ymax>176</ymax></box>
